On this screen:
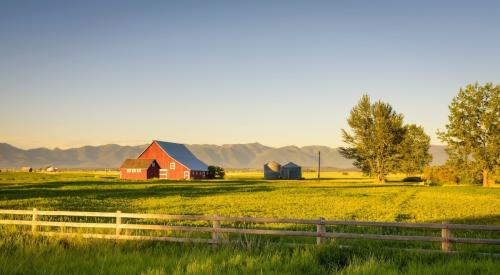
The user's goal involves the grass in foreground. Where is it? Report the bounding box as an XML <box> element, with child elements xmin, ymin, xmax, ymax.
<box><xmin>1</xmin><ymin>231</ymin><xmax>499</xmax><ymax>275</ymax></box>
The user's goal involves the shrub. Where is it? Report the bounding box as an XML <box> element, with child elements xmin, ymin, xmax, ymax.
<box><xmin>457</xmin><ymin>168</ymin><xmax>483</xmax><ymax>185</ymax></box>
<box><xmin>207</xmin><ymin>166</ymin><xmax>225</xmax><ymax>179</ymax></box>
<box><xmin>402</xmin><ymin>177</ymin><xmax>422</xmax><ymax>182</ymax></box>
<box><xmin>424</xmin><ymin>181</ymin><xmax>442</xmax><ymax>186</ymax></box>
<box><xmin>423</xmin><ymin>164</ymin><xmax>487</xmax><ymax>185</ymax></box>
<box><xmin>422</xmin><ymin>166</ymin><xmax>459</xmax><ymax>185</ymax></box>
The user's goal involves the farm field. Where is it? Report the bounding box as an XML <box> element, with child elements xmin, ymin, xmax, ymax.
<box><xmin>0</xmin><ymin>171</ymin><xmax>499</xmax><ymax>274</ymax></box>
<box><xmin>0</xmin><ymin>171</ymin><xmax>498</xmax><ymax>223</ymax></box>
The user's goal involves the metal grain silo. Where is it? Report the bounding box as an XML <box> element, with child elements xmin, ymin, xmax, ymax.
<box><xmin>281</xmin><ymin>162</ymin><xmax>302</xmax><ymax>180</ymax></box>
<box><xmin>264</xmin><ymin>161</ymin><xmax>281</xmax><ymax>180</ymax></box>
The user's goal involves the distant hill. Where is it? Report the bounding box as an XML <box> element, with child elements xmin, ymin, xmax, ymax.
<box><xmin>0</xmin><ymin>142</ymin><xmax>447</xmax><ymax>169</ymax></box>
<box><xmin>0</xmin><ymin>143</ymin><xmax>145</xmax><ymax>169</ymax></box>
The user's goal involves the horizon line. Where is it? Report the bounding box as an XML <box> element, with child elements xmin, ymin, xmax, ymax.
<box><xmin>1</xmin><ymin>141</ymin><xmax>447</xmax><ymax>151</ymax></box>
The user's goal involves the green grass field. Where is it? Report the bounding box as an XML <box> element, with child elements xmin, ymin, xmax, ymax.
<box><xmin>1</xmin><ymin>171</ymin><xmax>498</xmax><ymax>223</ymax></box>
<box><xmin>0</xmin><ymin>171</ymin><xmax>499</xmax><ymax>274</ymax></box>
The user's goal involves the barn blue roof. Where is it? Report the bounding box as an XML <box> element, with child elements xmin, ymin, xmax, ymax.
<box><xmin>154</xmin><ymin>140</ymin><xmax>208</xmax><ymax>171</ymax></box>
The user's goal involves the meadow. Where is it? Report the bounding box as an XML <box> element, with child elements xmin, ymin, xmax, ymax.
<box><xmin>1</xmin><ymin>171</ymin><xmax>498</xmax><ymax>223</ymax></box>
<box><xmin>0</xmin><ymin>171</ymin><xmax>499</xmax><ymax>274</ymax></box>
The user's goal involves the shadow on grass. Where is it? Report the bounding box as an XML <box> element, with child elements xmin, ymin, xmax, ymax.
<box><xmin>432</xmin><ymin>214</ymin><xmax>500</xmax><ymax>225</ymax></box>
<box><xmin>311</xmin><ymin>177</ymin><xmax>373</xmax><ymax>181</ymax></box>
<box><xmin>0</xmin><ymin>180</ymin><xmax>276</xmax><ymax>202</ymax></box>
<box><xmin>304</xmin><ymin>184</ymin><xmax>417</xmax><ymax>190</ymax></box>
<box><xmin>0</xmin><ymin>177</ymin><xmax>424</xmax><ymax>205</ymax></box>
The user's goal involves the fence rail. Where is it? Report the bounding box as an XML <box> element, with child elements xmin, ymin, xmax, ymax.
<box><xmin>1</xmin><ymin>208</ymin><xmax>499</xmax><ymax>252</ymax></box>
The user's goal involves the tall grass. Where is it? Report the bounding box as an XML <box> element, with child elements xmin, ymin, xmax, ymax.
<box><xmin>0</xmin><ymin>231</ymin><xmax>499</xmax><ymax>275</ymax></box>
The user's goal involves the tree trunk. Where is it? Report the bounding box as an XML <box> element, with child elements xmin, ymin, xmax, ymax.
<box><xmin>373</xmin><ymin>159</ymin><xmax>385</xmax><ymax>183</ymax></box>
<box><xmin>374</xmin><ymin>173</ymin><xmax>385</xmax><ymax>184</ymax></box>
<box><xmin>482</xmin><ymin>168</ymin><xmax>490</xmax><ymax>187</ymax></box>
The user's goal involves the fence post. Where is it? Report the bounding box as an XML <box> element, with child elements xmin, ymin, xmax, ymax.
<box><xmin>32</xmin><ymin>208</ymin><xmax>38</xmax><ymax>233</ymax></box>
<box><xmin>317</xmin><ymin>217</ymin><xmax>326</xmax><ymax>245</ymax></box>
<box><xmin>441</xmin><ymin>221</ymin><xmax>452</xmax><ymax>252</ymax></box>
<box><xmin>212</xmin><ymin>215</ymin><xmax>221</xmax><ymax>243</ymax></box>
<box><xmin>116</xmin><ymin>211</ymin><xmax>122</xmax><ymax>238</ymax></box>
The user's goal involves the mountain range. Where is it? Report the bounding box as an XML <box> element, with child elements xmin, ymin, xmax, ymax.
<box><xmin>0</xmin><ymin>142</ymin><xmax>447</xmax><ymax>169</ymax></box>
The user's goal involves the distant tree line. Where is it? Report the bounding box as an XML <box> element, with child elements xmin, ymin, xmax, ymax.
<box><xmin>340</xmin><ymin>82</ymin><xmax>499</xmax><ymax>187</ymax></box>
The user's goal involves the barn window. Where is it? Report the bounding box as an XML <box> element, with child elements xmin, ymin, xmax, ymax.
<box><xmin>184</xmin><ymin>171</ymin><xmax>190</xmax><ymax>179</ymax></box>
<box><xmin>127</xmin><ymin>169</ymin><xmax>132</xmax><ymax>173</ymax></box>
<box><xmin>137</xmin><ymin>169</ymin><xmax>142</xmax><ymax>173</ymax></box>
<box><xmin>170</xmin><ymin>162</ymin><xmax>176</xmax><ymax>170</ymax></box>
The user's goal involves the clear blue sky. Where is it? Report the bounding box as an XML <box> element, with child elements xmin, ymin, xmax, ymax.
<box><xmin>1</xmin><ymin>1</ymin><xmax>499</xmax><ymax>149</ymax></box>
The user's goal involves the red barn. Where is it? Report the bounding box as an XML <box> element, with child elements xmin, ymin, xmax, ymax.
<box><xmin>137</xmin><ymin>140</ymin><xmax>208</xmax><ymax>180</ymax></box>
<box><xmin>120</xmin><ymin>159</ymin><xmax>159</xmax><ymax>180</ymax></box>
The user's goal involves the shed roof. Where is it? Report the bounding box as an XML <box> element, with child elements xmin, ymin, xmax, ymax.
<box><xmin>120</xmin><ymin>159</ymin><xmax>156</xmax><ymax>169</ymax></box>
<box><xmin>283</xmin><ymin>162</ymin><xmax>300</xmax><ymax>168</ymax></box>
<box><xmin>154</xmin><ymin>141</ymin><xmax>208</xmax><ymax>171</ymax></box>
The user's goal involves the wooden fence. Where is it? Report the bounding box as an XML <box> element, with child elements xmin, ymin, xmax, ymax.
<box><xmin>1</xmin><ymin>208</ymin><xmax>499</xmax><ymax>253</ymax></box>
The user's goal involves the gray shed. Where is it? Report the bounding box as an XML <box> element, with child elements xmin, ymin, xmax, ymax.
<box><xmin>281</xmin><ymin>162</ymin><xmax>302</xmax><ymax>180</ymax></box>
<box><xmin>264</xmin><ymin>161</ymin><xmax>281</xmax><ymax>180</ymax></box>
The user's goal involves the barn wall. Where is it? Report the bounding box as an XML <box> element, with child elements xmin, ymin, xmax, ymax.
<box><xmin>190</xmin><ymin>170</ymin><xmax>207</xmax><ymax>179</ymax></box>
<box><xmin>120</xmin><ymin>168</ymin><xmax>148</xmax><ymax>180</ymax></box>
<box><xmin>138</xmin><ymin>142</ymin><xmax>189</xmax><ymax>179</ymax></box>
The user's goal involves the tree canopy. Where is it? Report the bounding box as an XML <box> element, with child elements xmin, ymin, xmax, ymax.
<box><xmin>340</xmin><ymin>95</ymin><xmax>432</xmax><ymax>183</ymax></box>
<box><xmin>340</xmin><ymin>95</ymin><xmax>406</xmax><ymax>183</ymax></box>
<box><xmin>399</xmin><ymin>124</ymin><xmax>432</xmax><ymax>176</ymax></box>
<box><xmin>438</xmin><ymin>83</ymin><xmax>499</xmax><ymax>187</ymax></box>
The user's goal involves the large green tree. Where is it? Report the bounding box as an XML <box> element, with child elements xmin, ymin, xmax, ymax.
<box><xmin>340</xmin><ymin>95</ymin><xmax>406</xmax><ymax>183</ymax></box>
<box><xmin>398</xmin><ymin>124</ymin><xmax>432</xmax><ymax>176</ymax></box>
<box><xmin>438</xmin><ymin>83</ymin><xmax>500</xmax><ymax>187</ymax></box>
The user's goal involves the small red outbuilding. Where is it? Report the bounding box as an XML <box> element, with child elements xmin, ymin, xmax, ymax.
<box><xmin>119</xmin><ymin>159</ymin><xmax>159</xmax><ymax>180</ymax></box>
